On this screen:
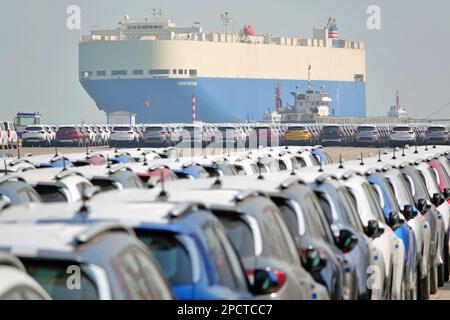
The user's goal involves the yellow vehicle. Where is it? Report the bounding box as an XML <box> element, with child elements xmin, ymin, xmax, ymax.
<box><xmin>284</xmin><ymin>126</ymin><xmax>312</xmax><ymax>145</ymax></box>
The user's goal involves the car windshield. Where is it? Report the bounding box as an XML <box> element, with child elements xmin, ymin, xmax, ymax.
<box><xmin>33</xmin><ymin>185</ymin><xmax>67</xmax><ymax>203</ymax></box>
<box><xmin>322</xmin><ymin>126</ymin><xmax>341</xmax><ymax>132</ymax></box>
<box><xmin>288</xmin><ymin>126</ymin><xmax>307</xmax><ymax>131</ymax></box>
<box><xmin>113</xmin><ymin>127</ymin><xmax>131</xmax><ymax>132</ymax></box>
<box><xmin>393</xmin><ymin>127</ymin><xmax>411</xmax><ymax>131</ymax></box>
<box><xmin>22</xmin><ymin>259</ymin><xmax>99</xmax><ymax>300</ymax></box>
<box><xmin>58</xmin><ymin>127</ymin><xmax>76</xmax><ymax>132</ymax></box>
<box><xmin>26</xmin><ymin>126</ymin><xmax>43</xmax><ymax>131</ymax></box>
<box><xmin>215</xmin><ymin>213</ymin><xmax>255</xmax><ymax>259</ymax></box>
<box><xmin>136</xmin><ymin>231</ymin><xmax>193</xmax><ymax>286</ymax></box>
<box><xmin>428</xmin><ymin>127</ymin><xmax>446</xmax><ymax>131</ymax></box>
<box><xmin>146</xmin><ymin>127</ymin><xmax>164</xmax><ymax>132</ymax></box>
<box><xmin>357</xmin><ymin>126</ymin><xmax>376</xmax><ymax>131</ymax></box>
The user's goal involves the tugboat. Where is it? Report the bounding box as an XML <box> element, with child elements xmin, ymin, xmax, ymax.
<box><xmin>265</xmin><ymin>65</ymin><xmax>332</xmax><ymax>123</ymax></box>
<box><xmin>387</xmin><ymin>90</ymin><xmax>408</xmax><ymax>119</ymax></box>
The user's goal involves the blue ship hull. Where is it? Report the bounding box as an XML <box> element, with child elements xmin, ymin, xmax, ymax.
<box><xmin>80</xmin><ymin>78</ymin><xmax>366</xmax><ymax>123</ymax></box>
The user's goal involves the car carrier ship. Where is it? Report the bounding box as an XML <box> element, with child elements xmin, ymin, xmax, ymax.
<box><xmin>79</xmin><ymin>11</ymin><xmax>366</xmax><ymax>123</ymax></box>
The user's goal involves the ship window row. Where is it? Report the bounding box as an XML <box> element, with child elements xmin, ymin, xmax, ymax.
<box><xmin>82</xmin><ymin>69</ymin><xmax>198</xmax><ymax>78</ymax></box>
<box><xmin>127</xmin><ymin>25</ymin><xmax>163</xmax><ymax>30</ymax></box>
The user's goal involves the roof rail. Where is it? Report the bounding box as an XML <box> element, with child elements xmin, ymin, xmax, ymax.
<box><xmin>55</xmin><ymin>170</ymin><xmax>85</xmax><ymax>180</ymax></box>
<box><xmin>0</xmin><ymin>174</ymin><xmax>27</xmax><ymax>185</ymax></box>
<box><xmin>279</xmin><ymin>177</ymin><xmax>306</xmax><ymax>190</ymax></box>
<box><xmin>167</xmin><ymin>202</ymin><xmax>207</xmax><ymax>219</ymax></box>
<box><xmin>8</xmin><ymin>159</ymin><xmax>33</xmax><ymax>167</ymax></box>
<box><xmin>234</xmin><ymin>190</ymin><xmax>269</xmax><ymax>202</ymax></box>
<box><xmin>74</xmin><ymin>222</ymin><xmax>134</xmax><ymax>245</ymax></box>
<box><xmin>108</xmin><ymin>166</ymin><xmax>134</xmax><ymax>175</ymax></box>
<box><xmin>316</xmin><ymin>173</ymin><xmax>338</xmax><ymax>184</ymax></box>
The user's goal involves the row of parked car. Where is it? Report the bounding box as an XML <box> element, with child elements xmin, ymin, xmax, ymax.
<box><xmin>13</xmin><ymin>122</ymin><xmax>450</xmax><ymax>150</ymax></box>
<box><xmin>2</xmin><ymin>142</ymin><xmax>450</xmax><ymax>300</ymax></box>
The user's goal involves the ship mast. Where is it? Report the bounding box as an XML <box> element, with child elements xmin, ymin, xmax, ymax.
<box><xmin>306</xmin><ymin>64</ymin><xmax>312</xmax><ymax>113</ymax></box>
<box><xmin>221</xmin><ymin>12</ymin><xmax>232</xmax><ymax>35</ymax></box>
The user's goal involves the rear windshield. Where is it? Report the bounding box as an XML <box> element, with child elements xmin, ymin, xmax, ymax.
<box><xmin>25</xmin><ymin>126</ymin><xmax>43</xmax><ymax>131</ymax></box>
<box><xmin>58</xmin><ymin>127</ymin><xmax>77</xmax><ymax>132</ymax></box>
<box><xmin>33</xmin><ymin>185</ymin><xmax>67</xmax><ymax>203</ymax></box>
<box><xmin>136</xmin><ymin>231</ymin><xmax>192</xmax><ymax>286</ymax></box>
<box><xmin>215</xmin><ymin>213</ymin><xmax>255</xmax><ymax>259</ymax></box>
<box><xmin>113</xmin><ymin>127</ymin><xmax>131</xmax><ymax>132</ymax></box>
<box><xmin>145</xmin><ymin>127</ymin><xmax>164</xmax><ymax>132</ymax></box>
<box><xmin>428</xmin><ymin>127</ymin><xmax>446</xmax><ymax>131</ymax></box>
<box><xmin>393</xmin><ymin>127</ymin><xmax>411</xmax><ymax>131</ymax></box>
<box><xmin>322</xmin><ymin>126</ymin><xmax>341</xmax><ymax>132</ymax></box>
<box><xmin>22</xmin><ymin>259</ymin><xmax>99</xmax><ymax>300</ymax></box>
<box><xmin>288</xmin><ymin>126</ymin><xmax>307</xmax><ymax>131</ymax></box>
<box><xmin>357</xmin><ymin>126</ymin><xmax>376</xmax><ymax>131</ymax></box>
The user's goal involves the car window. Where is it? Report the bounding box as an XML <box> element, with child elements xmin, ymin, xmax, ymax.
<box><xmin>337</xmin><ymin>188</ymin><xmax>365</xmax><ymax>233</ymax></box>
<box><xmin>136</xmin><ymin>231</ymin><xmax>192</xmax><ymax>286</ymax></box>
<box><xmin>23</xmin><ymin>259</ymin><xmax>99</xmax><ymax>300</ymax></box>
<box><xmin>16</xmin><ymin>187</ymin><xmax>42</xmax><ymax>204</ymax></box>
<box><xmin>216</xmin><ymin>213</ymin><xmax>255</xmax><ymax>259</ymax></box>
<box><xmin>278</xmin><ymin>204</ymin><xmax>299</xmax><ymax>239</ymax></box>
<box><xmin>132</xmin><ymin>249</ymin><xmax>173</xmax><ymax>300</ymax></box>
<box><xmin>258</xmin><ymin>204</ymin><xmax>299</xmax><ymax>265</ymax></box>
<box><xmin>362</xmin><ymin>183</ymin><xmax>386</xmax><ymax>222</ymax></box>
<box><xmin>115</xmin><ymin>248</ymin><xmax>157</xmax><ymax>300</ymax></box>
<box><xmin>202</xmin><ymin>224</ymin><xmax>243</xmax><ymax>291</ymax></box>
<box><xmin>33</xmin><ymin>185</ymin><xmax>67</xmax><ymax>203</ymax></box>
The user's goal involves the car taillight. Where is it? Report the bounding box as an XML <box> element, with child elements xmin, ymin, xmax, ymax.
<box><xmin>337</xmin><ymin>130</ymin><xmax>344</xmax><ymax>136</ymax></box>
<box><xmin>40</xmin><ymin>131</ymin><xmax>45</xmax><ymax>134</ymax></box>
<box><xmin>409</xmin><ymin>131</ymin><xmax>414</xmax><ymax>134</ymax></box>
<box><xmin>371</xmin><ymin>130</ymin><xmax>379</xmax><ymax>134</ymax></box>
<box><xmin>128</xmin><ymin>131</ymin><xmax>134</xmax><ymax>134</ymax></box>
<box><xmin>443</xmin><ymin>131</ymin><xmax>448</xmax><ymax>136</ymax></box>
<box><xmin>7</xmin><ymin>129</ymin><xmax>10</xmax><ymax>138</ymax></box>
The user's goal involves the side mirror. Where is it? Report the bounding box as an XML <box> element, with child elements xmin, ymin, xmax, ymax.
<box><xmin>432</xmin><ymin>193</ymin><xmax>445</xmax><ymax>207</ymax></box>
<box><xmin>444</xmin><ymin>188</ymin><xmax>450</xmax><ymax>200</ymax></box>
<box><xmin>336</xmin><ymin>229</ymin><xmax>358</xmax><ymax>253</ymax></box>
<box><xmin>365</xmin><ymin>220</ymin><xmax>385</xmax><ymax>239</ymax></box>
<box><xmin>250</xmin><ymin>269</ymin><xmax>286</xmax><ymax>295</ymax></box>
<box><xmin>0</xmin><ymin>195</ymin><xmax>12</xmax><ymax>211</ymax></box>
<box><xmin>82</xmin><ymin>186</ymin><xmax>102</xmax><ymax>201</ymax></box>
<box><xmin>299</xmin><ymin>247</ymin><xmax>327</xmax><ymax>273</ymax></box>
<box><xmin>402</xmin><ymin>205</ymin><xmax>417</xmax><ymax>221</ymax></box>
<box><xmin>417</xmin><ymin>198</ymin><xmax>428</xmax><ymax>212</ymax></box>
<box><xmin>388</xmin><ymin>211</ymin><xmax>404</xmax><ymax>230</ymax></box>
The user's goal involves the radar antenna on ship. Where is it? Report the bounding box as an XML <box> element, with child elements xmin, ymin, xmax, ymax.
<box><xmin>152</xmin><ymin>8</ymin><xmax>163</xmax><ymax>22</ymax></box>
<box><xmin>221</xmin><ymin>12</ymin><xmax>233</xmax><ymax>34</ymax></box>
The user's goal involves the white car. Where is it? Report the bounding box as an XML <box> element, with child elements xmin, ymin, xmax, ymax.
<box><xmin>389</xmin><ymin>126</ymin><xmax>416</xmax><ymax>147</ymax></box>
<box><xmin>22</xmin><ymin>125</ymin><xmax>52</xmax><ymax>147</ymax></box>
<box><xmin>3</xmin><ymin>121</ymin><xmax>18</xmax><ymax>149</ymax></box>
<box><xmin>338</xmin><ymin>172</ymin><xmax>406</xmax><ymax>300</ymax></box>
<box><xmin>0</xmin><ymin>254</ymin><xmax>50</xmax><ymax>300</ymax></box>
<box><xmin>0</xmin><ymin>122</ymin><xmax>7</xmax><ymax>150</ymax></box>
<box><xmin>44</xmin><ymin>125</ymin><xmax>56</xmax><ymax>146</ymax></box>
<box><xmin>109</xmin><ymin>125</ymin><xmax>140</xmax><ymax>147</ymax></box>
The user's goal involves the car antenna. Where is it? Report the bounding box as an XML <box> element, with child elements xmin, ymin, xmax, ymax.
<box><xmin>17</xmin><ymin>145</ymin><xmax>21</xmax><ymax>160</ymax></box>
<box><xmin>360</xmin><ymin>153</ymin><xmax>364</xmax><ymax>166</ymax></box>
<box><xmin>402</xmin><ymin>146</ymin><xmax>406</xmax><ymax>157</ymax></box>
<box><xmin>425</xmin><ymin>144</ymin><xmax>428</xmax><ymax>151</ymax></box>
<box><xmin>54</xmin><ymin>145</ymin><xmax>59</xmax><ymax>157</ymax></box>
<box><xmin>377</xmin><ymin>149</ymin><xmax>382</xmax><ymax>162</ymax></box>
<box><xmin>106</xmin><ymin>155</ymin><xmax>111</xmax><ymax>169</ymax></box>
<box><xmin>3</xmin><ymin>160</ymin><xmax>7</xmax><ymax>176</ymax></box>
<box><xmin>414</xmin><ymin>143</ymin><xmax>419</xmax><ymax>154</ymax></box>
<box><xmin>158</xmin><ymin>173</ymin><xmax>168</xmax><ymax>200</ymax></box>
<box><xmin>318</xmin><ymin>159</ymin><xmax>324</xmax><ymax>172</ymax></box>
<box><xmin>338</xmin><ymin>154</ymin><xmax>344</xmax><ymax>169</ymax></box>
<box><xmin>62</xmin><ymin>157</ymin><xmax>67</xmax><ymax>171</ymax></box>
<box><xmin>392</xmin><ymin>147</ymin><xmax>397</xmax><ymax>160</ymax></box>
<box><xmin>433</xmin><ymin>144</ymin><xmax>437</xmax><ymax>149</ymax></box>
<box><xmin>290</xmin><ymin>162</ymin><xmax>296</xmax><ymax>176</ymax></box>
<box><xmin>257</xmin><ymin>165</ymin><xmax>264</xmax><ymax>180</ymax></box>
<box><xmin>212</xmin><ymin>174</ymin><xmax>222</xmax><ymax>188</ymax></box>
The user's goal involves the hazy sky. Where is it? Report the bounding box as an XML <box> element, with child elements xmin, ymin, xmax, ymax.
<box><xmin>1</xmin><ymin>0</ymin><xmax>449</xmax><ymax>123</ymax></box>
